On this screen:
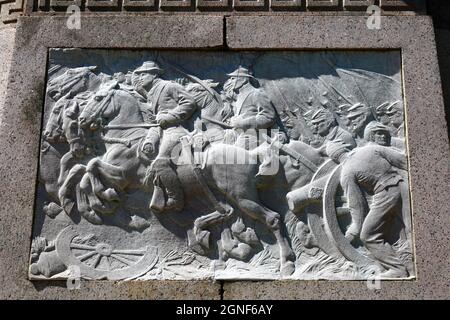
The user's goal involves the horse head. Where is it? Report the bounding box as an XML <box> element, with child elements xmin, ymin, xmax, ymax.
<box><xmin>61</xmin><ymin>92</ymin><xmax>94</xmax><ymax>158</ymax></box>
<box><xmin>43</xmin><ymin>100</ymin><xmax>65</xmax><ymax>143</ymax></box>
<box><xmin>78</xmin><ymin>80</ymin><xmax>120</xmax><ymax>130</ymax></box>
<box><xmin>47</xmin><ymin>66</ymin><xmax>100</xmax><ymax>101</ymax></box>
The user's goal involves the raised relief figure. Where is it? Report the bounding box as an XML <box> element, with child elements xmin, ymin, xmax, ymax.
<box><xmin>135</xmin><ymin>61</ymin><xmax>198</xmax><ymax>213</ymax></box>
<box><xmin>327</xmin><ymin>122</ymin><xmax>410</xmax><ymax>277</ymax></box>
<box><xmin>32</xmin><ymin>50</ymin><xmax>413</xmax><ymax>281</ymax></box>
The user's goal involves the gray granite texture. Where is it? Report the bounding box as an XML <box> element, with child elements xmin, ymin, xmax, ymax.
<box><xmin>0</xmin><ymin>15</ymin><xmax>223</xmax><ymax>299</ymax></box>
<box><xmin>0</xmin><ymin>26</ymin><xmax>15</xmax><ymax>120</ymax></box>
<box><xmin>224</xmin><ymin>15</ymin><xmax>450</xmax><ymax>299</ymax></box>
<box><xmin>0</xmin><ymin>13</ymin><xmax>448</xmax><ymax>299</ymax></box>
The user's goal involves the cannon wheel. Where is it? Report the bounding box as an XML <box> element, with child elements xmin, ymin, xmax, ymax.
<box><xmin>322</xmin><ymin>165</ymin><xmax>375</xmax><ymax>268</ymax></box>
<box><xmin>56</xmin><ymin>227</ymin><xmax>158</xmax><ymax>280</ymax></box>
<box><xmin>305</xmin><ymin>159</ymin><xmax>343</xmax><ymax>258</ymax></box>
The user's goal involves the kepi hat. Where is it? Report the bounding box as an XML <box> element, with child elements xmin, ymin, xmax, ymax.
<box><xmin>346</xmin><ymin>102</ymin><xmax>369</xmax><ymax>119</ymax></box>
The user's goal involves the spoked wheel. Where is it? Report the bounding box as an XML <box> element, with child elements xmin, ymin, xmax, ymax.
<box><xmin>56</xmin><ymin>227</ymin><xmax>158</xmax><ymax>280</ymax></box>
<box><xmin>322</xmin><ymin>165</ymin><xmax>375</xmax><ymax>269</ymax></box>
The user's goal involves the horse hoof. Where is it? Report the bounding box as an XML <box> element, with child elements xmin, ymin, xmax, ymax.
<box><xmin>281</xmin><ymin>261</ymin><xmax>295</xmax><ymax>277</ymax></box>
<box><xmin>102</xmin><ymin>188</ymin><xmax>120</xmax><ymax>201</ymax></box>
<box><xmin>43</xmin><ymin>202</ymin><xmax>63</xmax><ymax>218</ymax></box>
<box><xmin>83</xmin><ymin>211</ymin><xmax>103</xmax><ymax>225</ymax></box>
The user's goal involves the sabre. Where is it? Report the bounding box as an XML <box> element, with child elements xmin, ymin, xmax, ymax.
<box><xmin>104</xmin><ymin>123</ymin><xmax>160</xmax><ymax>130</ymax></box>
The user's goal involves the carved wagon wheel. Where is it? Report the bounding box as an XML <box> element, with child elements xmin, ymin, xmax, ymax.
<box><xmin>322</xmin><ymin>165</ymin><xmax>375</xmax><ymax>269</ymax></box>
<box><xmin>304</xmin><ymin>159</ymin><xmax>343</xmax><ymax>258</ymax></box>
<box><xmin>56</xmin><ymin>227</ymin><xmax>158</xmax><ymax>280</ymax></box>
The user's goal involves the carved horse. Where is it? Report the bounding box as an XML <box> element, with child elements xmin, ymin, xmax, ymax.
<box><xmin>184</xmin><ymin>80</ymin><xmax>326</xmax><ymax>274</ymax></box>
<box><xmin>40</xmin><ymin>66</ymin><xmax>101</xmax><ymax>211</ymax></box>
<box><xmin>57</xmin><ymin>81</ymin><xmax>150</xmax><ymax>224</ymax></box>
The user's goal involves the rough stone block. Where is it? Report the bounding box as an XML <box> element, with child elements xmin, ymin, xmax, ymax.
<box><xmin>224</xmin><ymin>14</ymin><xmax>450</xmax><ymax>298</ymax></box>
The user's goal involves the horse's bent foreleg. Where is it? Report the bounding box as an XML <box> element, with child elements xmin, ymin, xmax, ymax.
<box><xmin>86</xmin><ymin>158</ymin><xmax>124</xmax><ymax>202</ymax></box>
<box><xmin>58</xmin><ymin>152</ymin><xmax>75</xmax><ymax>186</ymax></box>
<box><xmin>235</xmin><ymin>197</ymin><xmax>295</xmax><ymax>276</ymax></box>
<box><xmin>76</xmin><ymin>183</ymin><xmax>102</xmax><ymax>225</ymax></box>
<box><xmin>58</xmin><ymin>164</ymin><xmax>86</xmax><ymax>213</ymax></box>
<box><xmin>80</xmin><ymin>173</ymin><xmax>117</xmax><ymax>215</ymax></box>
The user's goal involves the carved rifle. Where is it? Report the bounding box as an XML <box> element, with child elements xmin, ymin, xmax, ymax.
<box><xmin>262</xmin><ymin>134</ymin><xmax>318</xmax><ymax>173</ymax></box>
<box><xmin>270</xmin><ymin>80</ymin><xmax>315</xmax><ymax>141</ymax></box>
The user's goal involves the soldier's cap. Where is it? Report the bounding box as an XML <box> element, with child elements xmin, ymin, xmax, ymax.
<box><xmin>227</xmin><ymin>66</ymin><xmax>254</xmax><ymax>78</ymax></box>
<box><xmin>346</xmin><ymin>102</ymin><xmax>369</xmax><ymax>119</ymax></box>
<box><xmin>385</xmin><ymin>101</ymin><xmax>402</xmax><ymax>115</ymax></box>
<box><xmin>311</xmin><ymin>108</ymin><xmax>334</xmax><ymax>124</ymax></box>
<box><xmin>375</xmin><ymin>101</ymin><xmax>390</xmax><ymax>114</ymax></box>
<box><xmin>364</xmin><ymin>121</ymin><xmax>391</xmax><ymax>140</ymax></box>
<box><xmin>133</xmin><ymin>61</ymin><xmax>164</xmax><ymax>75</ymax></box>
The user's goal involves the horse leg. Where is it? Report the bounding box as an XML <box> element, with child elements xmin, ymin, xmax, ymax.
<box><xmin>58</xmin><ymin>164</ymin><xmax>86</xmax><ymax>214</ymax></box>
<box><xmin>80</xmin><ymin>173</ymin><xmax>117</xmax><ymax>215</ymax></box>
<box><xmin>86</xmin><ymin>158</ymin><xmax>123</xmax><ymax>202</ymax></box>
<box><xmin>58</xmin><ymin>152</ymin><xmax>75</xmax><ymax>187</ymax></box>
<box><xmin>234</xmin><ymin>197</ymin><xmax>295</xmax><ymax>276</ymax></box>
<box><xmin>76</xmin><ymin>180</ymin><xmax>102</xmax><ymax>225</ymax></box>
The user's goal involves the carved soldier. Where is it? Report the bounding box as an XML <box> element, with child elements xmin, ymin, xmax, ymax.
<box><xmin>346</xmin><ymin>102</ymin><xmax>376</xmax><ymax>144</ymax></box>
<box><xmin>133</xmin><ymin>61</ymin><xmax>197</xmax><ymax>212</ymax></box>
<box><xmin>326</xmin><ymin>122</ymin><xmax>409</xmax><ymax>277</ymax></box>
<box><xmin>224</xmin><ymin>66</ymin><xmax>284</xmax><ymax>150</ymax></box>
<box><xmin>310</xmin><ymin>108</ymin><xmax>356</xmax><ymax>156</ymax></box>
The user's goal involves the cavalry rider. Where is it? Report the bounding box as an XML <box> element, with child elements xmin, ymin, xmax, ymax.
<box><xmin>326</xmin><ymin>122</ymin><xmax>409</xmax><ymax>277</ymax></box>
<box><xmin>133</xmin><ymin>61</ymin><xmax>197</xmax><ymax>213</ymax></box>
<box><xmin>224</xmin><ymin>66</ymin><xmax>286</xmax><ymax>150</ymax></box>
<box><xmin>310</xmin><ymin>108</ymin><xmax>356</xmax><ymax>156</ymax></box>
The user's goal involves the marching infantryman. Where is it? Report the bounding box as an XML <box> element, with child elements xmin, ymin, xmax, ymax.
<box><xmin>385</xmin><ymin>101</ymin><xmax>405</xmax><ymax>139</ymax></box>
<box><xmin>310</xmin><ymin>108</ymin><xmax>356</xmax><ymax>156</ymax></box>
<box><xmin>326</xmin><ymin>122</ymin><xmax>409</xmax><ymax>277</ymax></box>
<box><xmin>346</xmin><ymin>102</ymin><xmax>376</xmax><ymax>144</ymax></box>
<box><xmin>133</xmin><ymin>61</ymin><xmax>197</xmax><ymax>213</ymax></box>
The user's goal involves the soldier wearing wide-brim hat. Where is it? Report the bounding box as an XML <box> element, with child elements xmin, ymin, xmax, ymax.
<box><xmin>223</xmin><ymin>66</ymin><xmax>283</xmax><ymax>147</ymax></box>
<box><xmin>226</xmin><ymin>66</ymin><xmax>255</xmax><ymax>79</ymax></box>
<box><xmin>133</xmin><ymin>61</ymin><xmax>164</xmax><ymax>75</ymax></box>
<box><xmin>133</xmin><ymin>60</ymin><xmax>197</xmax><ymax>213</ymax></box>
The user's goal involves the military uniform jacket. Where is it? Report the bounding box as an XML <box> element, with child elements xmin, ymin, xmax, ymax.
<box><xmin>234</xmin><ymin>85</ymin><xmax>277</xmax><ymax>130</ymax></box>
<box><xmin>148</xmin><ymin>79</ymin><xmax>197</xmax><ymax>129</ymax></box>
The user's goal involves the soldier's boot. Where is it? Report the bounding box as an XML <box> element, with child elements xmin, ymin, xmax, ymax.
<box><xmin>152</xmin><ymin>159</ymin><xmax>184</xmax><ymax>213</ymax></box>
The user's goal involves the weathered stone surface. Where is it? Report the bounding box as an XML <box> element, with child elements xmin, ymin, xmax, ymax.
<box><xmin>0</xmin><ymin>25</ymin><xmax>16</xmax><ymax>121</ymax></box>
<box><xmin>0</xmin><ymin>15</ymin><xmax>223</xmax><ymax>299</ymax></box>
<box><xmin>31</xmin><ymin>48</ymin><xmax>412</xmax><ymax>281</ymax></box>
<box><xmin>0</xmin><ymin>12</ymin><xmax>448</xmax><ymax>299</ymax></box>
<box><xmin>223</xmin><ymin>15</ymin><xmax>450</xmax><ymax>299</ymax></box>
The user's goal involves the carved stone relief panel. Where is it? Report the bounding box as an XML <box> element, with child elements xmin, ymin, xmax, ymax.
<box><xmin>30</xmin><ymin>49</ymin><xmax>414</xmax><ymax>280</ymax></box>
